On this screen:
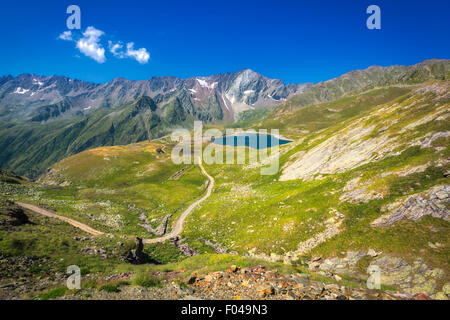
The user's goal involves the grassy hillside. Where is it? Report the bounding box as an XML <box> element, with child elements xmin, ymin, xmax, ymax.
<box><xmin>182</xmin><ymin>81</ymin><xmax>449</xmax><ymax>280</ymax></box>
<box><xmin>1</xmin><ymin>80</ymin><xmax>448</xmax><ymax>299</ymax></box>
<box><xmin>7</xmin><ymin>138</ymin><xmax>207</xmax><ymax>238</ymax></box>
<box><xmin>9</xmin><ymin>81</ymin><xmax>448</xmax><ymax>263</ymax></box>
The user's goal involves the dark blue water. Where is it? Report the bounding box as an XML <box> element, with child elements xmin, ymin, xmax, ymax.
<box><xmin>212</xmin><ymin>133</ymin><xmax>292</xmax><ymax>149</ymax></box>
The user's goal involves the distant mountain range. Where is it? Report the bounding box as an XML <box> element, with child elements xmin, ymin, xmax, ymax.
<box><xmin>0</xmin><ymin>59</ymin><xmax>448</xmax><ymax>178</ymax></box>
<box><xmin>0</xmin><ymin>69</ymin><xmax>311</xmax><ymax>123</ymax></box>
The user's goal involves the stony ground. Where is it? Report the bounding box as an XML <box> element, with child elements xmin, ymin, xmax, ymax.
<box><xmin>56</xmin><ymin>265</ymin><xmax>434</xmax><ymax>300</ymax></box>
<box><xmin>0</xmin><ymin>255</ymin><xmax>64</xmax><ymax>299</ymax></box>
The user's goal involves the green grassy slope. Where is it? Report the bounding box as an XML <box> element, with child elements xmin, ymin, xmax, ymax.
<box><xmin>182</xmin><ymin>81</ymin><xmax>449</xmax><ymax>272</ymax></box>
<box><xmin>14</xmin><ymin>80</ymin><xmax>447</xmax><ymax>273</ymax></box>
<box><xmin>9</xmin><ymin>139</ymin><xmax>207</xmax><ymax>238</ymax></box>
<box><xmin>0</xmin><ymin>96</ymin><xmax>197</xmax><ymax>178</ymax></box>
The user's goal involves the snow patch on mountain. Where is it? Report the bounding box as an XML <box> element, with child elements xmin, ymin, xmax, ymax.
<box><xmin>14</xmin><ymin>87</ymin><xmax>30</xmax><ymax>95</ymax></box>
<box><xmin>33</xmin><ymin>79</ymin><xmax>44</xmax><ymax>86</ymax></box>
<box><xmin>221</xmin><ymin>94</ymin><xmax>230</xmax><ymax>111</ymax></box>
<box><xmin>196</xmin><ymin>78</ymin><xmax>217</xmax><ymax>89</ymax></box>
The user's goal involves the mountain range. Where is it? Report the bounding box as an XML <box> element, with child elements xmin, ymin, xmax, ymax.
<box><xmin>0</xmin><ymin>69</ymin><xmax>311</xmax><ymax>123</ymax></box>
<box><xmin>0</xmin><ymin>59</ymin><xmax>448</xmax><ymax>178</ymax></box>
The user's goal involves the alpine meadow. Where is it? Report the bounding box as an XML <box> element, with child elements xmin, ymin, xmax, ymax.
<box><xmin>0</xmin><ymin>1</ymin><xmax>449</xmax><ymax>305</ymax></box>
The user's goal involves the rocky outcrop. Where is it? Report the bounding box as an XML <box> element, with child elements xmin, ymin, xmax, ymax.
<box><xmin>339</xmin><ymin>177</ymin><xmax>384</xmax><ymax>203</ymax></box>
<box><xmin>124</xmin><ymin>237</ymin><xmax>147</xmax><ymax>264</ymax></box>
<box><xmin>38</xmin><ymin>168</ymin><xmax>71</xmax><ymax>186</ymax></box>
<box><xmin>204</xmin><ymin>239</ymin><xmax>230</xmax><ymax>254</ymax></box>
<box><xmin>280</xmin><ymin>123</ymin><xmax>399</xmax><ymax>181</ymax></box>
<box><xmin>311</xmin><ymin>251</ymin><xmax>448</xmax><ymax>299</ymax></box>
<box><xmin>80</xmin><ymin>247</ymin><xmax>108</xmax><ymax>259</ymax></box>
<box><xmin>0</xmin><ymin>201</ymin><xmax>30</xmax><ymax>228</ymax></box>
<box><xmin>372</xmin><ymin>185</ymin><xmax>450</xmax><ymax>227</ymax></box>
<box><xmin>171</xmin><ymin>237</ymin><xmax>198</xmax><ymax>257</ymax></box>
<box><xmin>416</xmin><ymin>131</ymin><xmax>450</xmax><ymax>149</ymax></box>
<box><xmin>135</xmin><ymin>205</ymin><xmax>171</xmax><ymax>236</ymax></box>
<box><xmin>138</xmin><ymin>209</ymin><xmax>155</xmax><ymax>233</ymax></box>
<box><xmin>396</xmin><ymin>164</ymin><xmax>429</xmax><ymax>177</ymax></box>
<box><xmin>168</xmin><ymin>168</ymin><xmax>188</xmax><ymax>180</ymax></box>
<box><xmin>155</xmin><ymin>214</ymin><xmax>172</xmax><ymax>236</ymax></box>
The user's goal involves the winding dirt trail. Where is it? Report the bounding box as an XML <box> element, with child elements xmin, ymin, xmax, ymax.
<box><xmin>16</xmin><ymin>202</ymin><xmax>104</xmax><ymax>236</ymax></box>
<box><xmin>143</xmin><ymin>160</ymin><xmax>214</xmax><ymax>244</ymax></box>
<box><xmin>16</xmin><ymin>160</ymin><xmax>214</xmax><ymax>244</ymax></box>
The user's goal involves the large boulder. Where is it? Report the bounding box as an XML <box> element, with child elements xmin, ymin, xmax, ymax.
<box><xmin>122</xmin><ymin>236</ymin><xmax>147</xmax><ymax>264</ymax></box>
<box><xmin>0</xmin><ymin>201</ymin><xmax>30</xmax><ymax>227</ymax></box>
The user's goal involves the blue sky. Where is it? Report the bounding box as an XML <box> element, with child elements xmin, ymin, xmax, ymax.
<box><xmin>0</xmin><ymin>0</ymin><xmax>448</xmax><ymax>84</ymax></box>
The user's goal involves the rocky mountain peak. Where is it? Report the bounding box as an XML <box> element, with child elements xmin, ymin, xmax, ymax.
<box><xmin>0</xmin><ymin>69</ymin><xmax>311</xmax><ymax>123</ymax></box>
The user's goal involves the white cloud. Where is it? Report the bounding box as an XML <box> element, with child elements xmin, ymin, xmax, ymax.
<box><xmin>108</xmin><ymin>41</ymin><xmax>150</xmax><ymax>64</ymax></box>
<box><xmin>58</xmin><ymin>26</ymin><xmax>149</xmax><ymax>65</ymax></box>
<box><xmin>125</xmin><ymin>42</ymin><xmax>150</xmax><ymax>64</ymax></box>
<box><xmin>58</xmin><ymin>31</ymin><xmax>72</xmax><ymax>41</ymax></box>
<box><xmin>108</xmin><ymin>41</ymin><xmax>125</xmax><ymax>58</ymax></box>
<box><xmin>76</xmin><ymin>26</ymin><xmax>106</xmax><ymax>63</ymax></box>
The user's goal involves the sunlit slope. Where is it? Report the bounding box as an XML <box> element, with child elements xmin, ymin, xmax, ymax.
<box><xmin>35</xmin><ymin>138</ymin><xmax>208</xmax><ymax>237</ymax></box>
<box><xmin>253</xmin><ymin>86</ymin><xmax>412</xmax><ymax>137</ymax></box>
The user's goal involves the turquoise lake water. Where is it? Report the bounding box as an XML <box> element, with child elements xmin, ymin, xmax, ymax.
<box><xmin>212</xmin><ymin>133</ymin><xmax>292</xmax><ymax>149</ymax></box>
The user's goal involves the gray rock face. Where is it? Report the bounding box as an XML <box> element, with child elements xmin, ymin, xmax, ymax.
<box><xmin>372</xmin><ymin>185</ymin><xmax>450</xmax><ymax>227</ymax></box>
<box><xmin>417</xmin><ymin>131</ymin><xmax>450</xmax><ymax>149</ymax></box>
<box><xmin>313</xmin><ymin>251</ymin><xmax>366</xmax><ymax>276</ymax></box>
